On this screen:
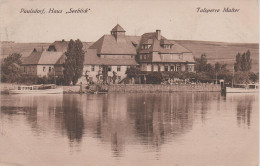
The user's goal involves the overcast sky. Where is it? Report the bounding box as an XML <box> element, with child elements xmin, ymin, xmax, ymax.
<box><xmin>0</xmin><ymin>0</ymin><xmax>259</xmax><ymax>43</ymax></box>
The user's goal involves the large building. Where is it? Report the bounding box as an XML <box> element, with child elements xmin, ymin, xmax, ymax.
<box><xmin>79</xmin><ymin>24</ymin><xmax>139</xmax><ymax>83</ymax></box>
<box><xmin>22</xmin><ymin>24</ymin><xmax>195</xmax><ymax>84</ymax></box>
<box><xmin>137</xmin><ymin>30</ymin><xmax>195</xmax><ymax>72</ymax></box>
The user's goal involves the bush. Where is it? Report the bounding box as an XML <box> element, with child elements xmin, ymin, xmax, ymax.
<box><xmin>146</xmin><ymin>72</ymin><xmax>163</xmax><ymax>84</ymax></box>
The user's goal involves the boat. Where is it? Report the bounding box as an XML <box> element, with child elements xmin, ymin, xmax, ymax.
<box><xmin>226</xmin><ymin>84</ymin><xmax>259</xmax><ymax>93</ymax></box>
<box><xmin>9</xmin><ymin>84</ymin><xmax>63</xmax><ymax>94</ymax></box>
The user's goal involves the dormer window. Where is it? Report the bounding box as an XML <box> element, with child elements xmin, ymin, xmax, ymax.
<box><xmin>47</xmin><ymin>45</ymin><xmax>57</xmax><ymax>52</ymax></box>
<box><xmin>142</xmin><ymin>44</ymin><xmax>151</xmax><ymax>49</ymax></box>
<box><xmin>162</xmin><ymin>44</ymin><xmax>173</xmax><ymax>49</ymax></box>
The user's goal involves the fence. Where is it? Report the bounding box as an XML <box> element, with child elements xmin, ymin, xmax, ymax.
<box><xmin>106</xmin><ymin>84</ymin><xmax>221</xmax><ymax>93</ymax></box>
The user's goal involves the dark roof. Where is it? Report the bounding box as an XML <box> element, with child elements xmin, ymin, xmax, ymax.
<box><xmin>82</xmin><ymin>42</ymin><xmax>94</xmax><ymax>51</ymax></box>
<box><xmin>155</xmin><ymin>54</ymin><xmax>195</xmax><ymax>63</ymax></box>
<box><xmin>22</xmin><ymin>51</ymin><xmax>42</xmax><ymax>65</ymax></box>
<box><xmin>22</xmin><ymin>51</ymin><xmax>65</xmax><ymax>65</ymax></box>
<box><xmin>84</xmin><ymin>49</ymin><xmax>138</xmax><ymax>66</ymax></box>
<box><xmin>38</xmin><ymin>52</ymin><xmax>64</xmax><ymax>64</ymax></box>
<box><xmin>111</xmin><ymin>24</ymin><xmax>126</xmax><ymax>32</ymax></box>
<box><xmin>89</xmin><ymin>35</ymin><xmax>137</xmax><ymax>55</ymax></box>
<box><xmin>48</xmin><ymin>41</ymin><xmax>91</xmax><ymax>52</ymax></box>
<box><xmin>56</xmin><ymin>53</ymin><xmax>66</xmax><ymax>65</ymax></box>
<box><xmin>161</xmin><ymin>39</ymin><xmax>173</xmax><ymax>45</ymax></box>
<box><xmin>49</xmin><ymin>41</ymin><xmax>68</xmax><ymax>52</ymax></box>
<box><xmin>139</xmin><ymin>32</ymin><xmax>191</xmax><ymax>54</ymax></box>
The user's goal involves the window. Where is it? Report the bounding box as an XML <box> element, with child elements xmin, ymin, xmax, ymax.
<box><xmin>164</xmin><ymin>66</ymin><xmax>168</xmax><ymax>71</ymax></box>
<box><xmin>108</xmin><ymin>66</ymin><xmax>111</xmax><ymax>72</ymax></box>
<box><xmin>170</xmin><ymin>66</ymin><xmax>175</xmax><ymax>71</ymax></box>
<box><xmin>117</xmin><ymin>66</ymin><xmax>121</xmax><ymax>72</ymax></box>
<box><xmin>185</xmin><ymin>65</ymin><xmax>189</xmax><ymax>71</ymax></box>
<box><xmin>49</xmin><ymin>67</ymin><xmax>52</xmax><ymax>72</ymax></box>
<box><xmin>158</xmin><ymin>65</ymin><xmax>161</xmax><ymax>71</ymax></box>
<box><xmin>188</xmin><ymin>65</ymin><xmax>193</xmax><ymax>72</ymax></box>
<box><xmin>24</xmin><ymin>67</ymin><xmax>26</xmax><ymax>72</ymax></box>
<box><xmin>91</xmin><ymin>65</ymin><xmax>95</xmax><ymax>71</ymax></box>
<box><xmin>43</xmin><ymin>67</ymin><xmax>46</xmax><ymax>72</ymax></box>
<box><xmin>177</xmin><ymin>64</ymin><xmax>181</xmax><ymax>71</ymax></box>
<box><xmin>142</xmin><ymin>44</ymin><xmax>151</xmax><ymax>49</ymax></box>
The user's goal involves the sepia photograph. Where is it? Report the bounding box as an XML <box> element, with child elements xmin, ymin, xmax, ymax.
<box><xmin>0</xmin><ymin>0</ymin><xmax>259</xmax><ymax>165</ymax></box>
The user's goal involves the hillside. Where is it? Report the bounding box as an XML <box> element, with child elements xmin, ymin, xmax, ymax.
<box><xmin>175</xmin><ymin>40</ymin><xmax>259</xmax><ymax>72</ymax></box>
<box><xmin>1</xmin><ymin>41</ymin><xmax>259</xmax><ymax>72</ymax></box>
<box><xmin>0</xmin><ymin>42</ymin><xmax>50</xmax><ymax>62</ymax></box>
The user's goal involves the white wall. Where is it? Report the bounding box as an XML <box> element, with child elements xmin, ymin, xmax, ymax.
<box><xmin>37</xmin><ymin>65</ymin><xmax>54</xmax><ymax>77</ymax></box>
<box><xmin>79</xmin><ymin>65</ymin><xmax>129</xmax><ymax>84</ymax></box>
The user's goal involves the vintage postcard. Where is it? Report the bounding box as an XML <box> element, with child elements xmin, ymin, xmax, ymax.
<box><xmin>0</xmin><ymin>0</ymin><xmax>259</xmax><ymax>165</ymax></box>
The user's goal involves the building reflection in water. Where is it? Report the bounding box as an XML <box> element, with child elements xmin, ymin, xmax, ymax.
<box><xmin>83</xmin><ymin>93</ymin><xmax>216</xmax><ymax>157</ymax></box>
<box><xmin>1</xmin><ymin>92</ymin><xmax>221</xmax><ymax>157</ymax></box>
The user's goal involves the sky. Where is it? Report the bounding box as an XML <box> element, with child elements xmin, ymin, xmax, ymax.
<box><xmin>0</xmin><ymin>0</ymin><xmax>259</xmax><ymax>43</ymax></box>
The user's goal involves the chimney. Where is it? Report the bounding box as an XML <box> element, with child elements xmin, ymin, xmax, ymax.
<box><xmin>156</xmin><ymin>30</ymin><xmax>161</xmax><ymax>40</ymax></box>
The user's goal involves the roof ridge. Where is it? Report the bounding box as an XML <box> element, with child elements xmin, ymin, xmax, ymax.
<box><xmin>99</xmin><ymin>35</ymin><xmax>106</xmax><ymax>54</ymax></box>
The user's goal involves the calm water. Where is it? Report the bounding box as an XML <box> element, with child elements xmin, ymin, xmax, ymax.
<box><xmin>0</xmin><ymin>93</ymin><xmax>258</xmax><ymax>166</ymax></box>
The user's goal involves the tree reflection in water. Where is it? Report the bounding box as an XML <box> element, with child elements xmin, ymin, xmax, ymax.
<box><xmin>236</xmin><ymin>95</ymin><xmax>254</xmax><ymax>127</ymax></box>
<box><xmin>1</xmin><ymin>92</ymin><xmax>222</xmax><ymax>158</ymax></box>
<box><xmin>83</xmin><ymin>93</ymin><xmax>216</xmax><ymax>157</ymax></box>
<box><xmin>56</xmin><ymin>95</ymin><xmax>84</xmax><ymax>144</ymax></box>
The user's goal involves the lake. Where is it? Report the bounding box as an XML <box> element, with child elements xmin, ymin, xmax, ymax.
<box><xmin>0</xmin><ymin>93</ymin><xmax>258</xmax><ymax>166</ymax></box>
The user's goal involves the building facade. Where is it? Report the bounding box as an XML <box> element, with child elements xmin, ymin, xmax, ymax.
<box><xmin>137</xmin><ymin>30</ymin><xmax>195</xmax><ymax>72</ymax></box>
<box><xmin>22</xmin><ymin>50</ymin><xmax>64</xmax><ymax>77</ymax></box>
<box><xmin>22</xmin><ymin>24</ymin><xmax>195</xmax><ymax>84</ymax></box>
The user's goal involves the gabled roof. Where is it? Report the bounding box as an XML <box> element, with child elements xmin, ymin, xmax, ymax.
<box><xmin>48</xmin><ymin>40</ymin><xmax>91</xmax><ymax>53</ymax></box>
<box><xmin>139</xmin><ymin>32</ymin><xmax>191</xmax><ymax>54</ymax></box>
<box><xmin>89</xmin><ymin>35</ymin><xmax>137</xmax><ymax>55</ymax></box>
<box><xmin>38</xmin><ymin>52</ymin><xmax>64</xmax><ymax>65</ymax></box>
<box><xmin>56</xmin><ymin>53</ymin><xmax>66</xmax><ymax>65</ymax></box>
<box><xmin>22</xmin><ymin>51</ymin><xmax>42</xmax><ymax>65</ymax></box>
<box><xmin>111</xmin><ymin>24</ymin><xmax>126</xmax><ymax>32</ymax></box>
<box><xmin>161</xmin><ymin>39</ymin><xmax>173</xmax><ymax>45</ymax></box>
<box><xmin>84</xmin><ymin>49</ymin><xmax>138</xmax><ymax>66</ymax></box>
<box><xmin>48</xmin><ymin>41</ymin><xmax>68</xmax><ymax>52</ymax></box>
<box><xmin>22</xmin><ymin>51</ymin><xmax>65</xmax><ymax>65</ymax></box>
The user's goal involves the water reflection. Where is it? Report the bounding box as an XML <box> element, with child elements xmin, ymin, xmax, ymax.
<box><xmin>0</xmin><ymin>93</ymin><xmax>215</xmax><ymax>152</ymax></box>
<box><xmin>55</xmin><ymin>96</ymin><xmax>84</xmax><ymax>143</ymax></box>
<box><xmin>235</xmin><ymin>95</ymin><xmax>254</xmax><ymax>127</ymax></box>
<box><xmin>1</xmin><ymin>92</ymin><xmax>257</xmax><ymax>158</ymax></box>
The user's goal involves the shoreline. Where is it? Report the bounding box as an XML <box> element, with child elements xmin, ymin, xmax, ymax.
<box><xmin>1</xmin><ymin>83</ymin><xmax>221</xmax><ymax>94</ymax></box>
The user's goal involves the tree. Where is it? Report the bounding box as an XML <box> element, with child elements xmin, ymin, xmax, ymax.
<box><xmin>214</xmin><ymin>62</ymin><xmax>231</xmax><ymax>83</ymax></box>
<box><xmin>234</xmin><ymin>50</ymin><xmax>252</xmax><ymax>72</ymax></box>
<box><xmin>63</xmin><ymin>39</ymin><xmax>85</xmax><ymax>85</ymax></box>
<box><xmin>125</xmin><ymin>67</ymin><xmax>140</xmax><ymax>78</ymax></box>
<box><xmin>85</xmin><ymin>71</ymin><xmax>89</xmax><ymax>82</ymax></box>
<box><xmin>112</xmin><ymin>71</ymin><xmax>117</xmax><ymax>84</ymax></box>
<box><xmin>1</xmin><ymin>53</ymin><xmax>22</xmax><ymax>82</ymax></box>
<box><xmin>195</xmin><ymin>54</ymin><xmax>214</xmax><ymax>73</ymax></box>
<box><xmin>233</xmin><ymin>50</ymin><xmax>253</xmax><ymax>84</ymax></box>
<box><xmin>101</xmin><ymin>65</ymin><xmax>108</xmax><ymax>84</ymax></box>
